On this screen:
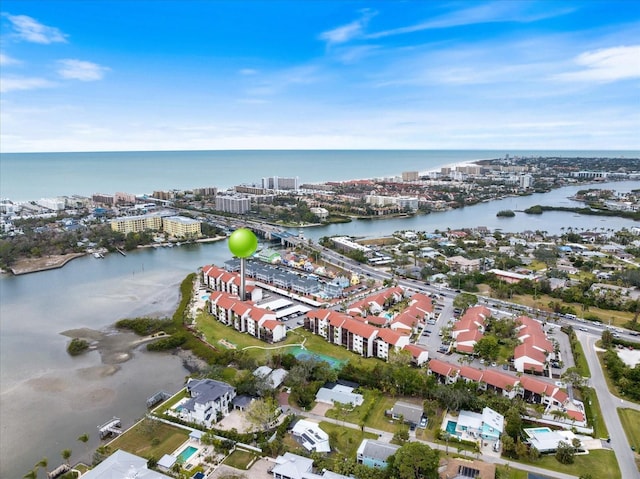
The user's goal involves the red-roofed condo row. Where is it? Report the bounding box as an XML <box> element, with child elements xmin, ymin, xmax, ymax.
<box><xmin>202</xmin><ymin>264</ymin><xmax>257</xmax><ymax>299</ymax></box>
<box><xmin>513</xmin><ymin>316</ymin><xmax>554</xmax><ymax>373</ymax></box>
<box><xmin>304</xmin><ymin>308</ymin><xmax>429</xmax><ymax>365</ymax></box>
<box><xmin>427</xmin><ymin>358</ymin><xmax>569</xmax><ymax>409</ymax></box>
<box><xmin>208</xmin><ymin>291</ymin><xmax>286</xmax><ymax>343</ymax></box>
<box><xmin>452</xmin><ymin>305</ymin><xmax>490</xmax><ymax>354</ymax></box>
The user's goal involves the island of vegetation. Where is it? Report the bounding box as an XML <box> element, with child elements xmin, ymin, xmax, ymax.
<box><xmin>496</xmin><ymin>209</ymin><xmax>515</xmax><ymax>217</ymax></box>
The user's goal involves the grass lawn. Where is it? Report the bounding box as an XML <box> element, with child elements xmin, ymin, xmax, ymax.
<box><xmin>510</xmin><ymin>293</ymin><xmax>633</xmax><ymax>329</ymax></box>
<box><xmin>580</xmin><ymin>387</ymin><xmax>609</xmax><ymax>438</ymax></box>
<box><xmin>319</xmin><ymin>422</ymin><xmax>377</xmax><ymax>457</ymax></box>
<box><xmin>325</xmin><ymin>390</ymin><xmax>399</xmax><ymax>433</ymax></box>
<box><xmin>108</xmin><ymin>419</ymin><xmax>189</xmax><ymax>459</ymax></box>
<box><xmin>223</xmin><ymin>449</ymin><xmax>257</xmax><ymax>470</ymax></box>
<box><xmin>495</xmin><ymin>465</ymin><xmax>528</xmax><ymax>479</ymax></box>
<box><xmin>153</xmin><ymin>389</ymin><xmax>188</xmax><ymax>414</ymax></box>
<box><xmin>572</xmin><ymin>337</ymin><xmax>591</xmax><ymax>378</ymax></box>
<box><xmin>507</xmin><ymin>449</ymin><xmax>620</xmax><ymax>479</ymax></box>
<box><xmin>618</xmin><ymin>408</ymin><xmax>640</xmax><ymax>452</ymax></box>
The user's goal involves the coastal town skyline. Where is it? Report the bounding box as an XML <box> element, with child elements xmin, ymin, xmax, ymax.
<box><xmin>1</xmin><ymin>0</ymin><xmax>640</xmax><ymax>153</ymax></box>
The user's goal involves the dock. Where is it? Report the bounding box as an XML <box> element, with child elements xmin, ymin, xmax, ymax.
<box><xmin>98</xmin><ymin>416</ymin><xmax>122</xmax><ymax>439</ymax></box>
<box><xmin>146</xmin><ymin>390</ymin><xmax>172</xmax><ymax>408</ymax></box>
<box><xmin>116</xmin><ymin>247</ymin><xmax>127</xmax><ymax>256</ymax></box>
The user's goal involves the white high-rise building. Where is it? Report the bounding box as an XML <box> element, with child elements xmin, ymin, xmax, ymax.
<box><xmin>261</xmin><ymin>176</ymin><xmax>299</xmax><ymax>190</ymax></box>
<box><xmin>215</xmin><ymin>195</ymin><xmax>251</xmax><ymax>214</ymax></box>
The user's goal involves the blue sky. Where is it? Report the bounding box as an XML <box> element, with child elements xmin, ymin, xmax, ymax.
<box><xmin>1</xmin><ymin>1</ymin><xmax>639</xmax><ymax>152</ymax></box>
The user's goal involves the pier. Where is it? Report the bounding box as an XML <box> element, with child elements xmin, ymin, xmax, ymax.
<box><xmin>146</xmin><ymin>390</ymin><xmax>172</xmax><ymax>408</ymax></box>
<box><xmin>98</xmin><ymin>416</ymin><xmax>122</xmax><ymax>439</ymax></box>
<box><xmin>116</xmin><ymin>247</ymin><xmax>127</xmax><ymax>256</ymax></box>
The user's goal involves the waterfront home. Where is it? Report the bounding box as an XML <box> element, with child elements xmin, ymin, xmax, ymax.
<box><xmin>178</xmin><ymin>379</ymin><xmax>236</xmax><ymax>428</ymax></box>
<box><xmin>81</xmin><ymin>449</ymin><xmax>171</xmax><ymax>479</ymax></box>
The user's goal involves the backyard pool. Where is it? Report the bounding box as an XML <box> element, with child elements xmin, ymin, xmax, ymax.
<box><xmin>446</xmin><ymin>420</ymin><xmax>458</xmax><ymax>435</ymax></box>
<box><xmin>178</xmin><ymin>445</ymin><xmax>198</xmax><ymax>463</ymax></box>
<box><xmin>525</xmin><ymin>427</ymin><xmax>552</xmax><ymax>435</ymax></box>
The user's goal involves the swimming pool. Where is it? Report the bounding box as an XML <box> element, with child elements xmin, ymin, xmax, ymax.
<box><xmin>178</xmin><ymin>445</ymin><xmax>198</xmax><ymax>463</ymax></box>
<box><xmin>446</xmin><ymin>420</ymin><xmax>458</xmax><ymax>435</ymax></box>
<box><xmin>289</xmin><ymin>346</ymin><xmax>344</xmax><ymax>369</ymax></box>
<box><xmin>526</xmin><ymin>427</ymin><xmax>552</xmax><ymax>434</ymax></box>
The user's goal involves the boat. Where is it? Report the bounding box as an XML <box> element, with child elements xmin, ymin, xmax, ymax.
<box><xmin>93</xmin><ymin>252</ymin><xmax>104</xmax><ymax>259</ymax></box>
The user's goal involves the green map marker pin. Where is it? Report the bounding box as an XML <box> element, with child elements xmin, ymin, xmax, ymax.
<box><xmin>228</xmin><ymin>228</ymin><xmax>258</xmax><ymax>258</ymax></box>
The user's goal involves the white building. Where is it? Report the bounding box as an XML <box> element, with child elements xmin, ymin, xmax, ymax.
<box><xmin>291</xmin><ymin>419</ymin><xmax>331</xmax><ymax>453</ymax></box>
<box><xmin>178</xmin><ymin>379</ymin><xmax>236</xmax><ymax>428</ymax></box>
<box><xmin>215</xmin><ymin>195</ymin><xmax>251</xmax><ymax>214</ymax></box>
<box><xmin>81</xmin><ymin>450</ymin><xmax>171</xmax><ymax>479</ymax></box>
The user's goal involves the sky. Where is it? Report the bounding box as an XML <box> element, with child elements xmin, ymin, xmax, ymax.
<box><xmin>1</xmin><ymin>0</ymin><xmax>639</xmax><ymax>152</ymax></box>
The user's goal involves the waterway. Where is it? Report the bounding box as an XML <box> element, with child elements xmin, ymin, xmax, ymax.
<box><xmin>0</xmin><ymin>180</ymin><xmax>638</xmax><ymax>478</ymax></box>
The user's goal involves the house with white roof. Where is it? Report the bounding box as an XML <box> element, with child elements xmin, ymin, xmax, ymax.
<box><xmin>315</xmin><ymin>381</ymin><xmax>364</xmax><ymax>407</ymax></box>
<box><xmin>271</xmin><ymin>453</ymin><xmax>351</xmax><ymax>479</ymax></box>
<box><xmin>81</xmin><ymin>450</ymin><xmax>171</xmax><ymax>479</ymax></box>
<box><xmin>291</xmin><ymin>419</ymin><xmax>330</xmax><ymax>453</ymax></box>
<box><xmin>450</xmin><ymin>407</ymin><xmax>504</xmax><ymax>441</ymax></box>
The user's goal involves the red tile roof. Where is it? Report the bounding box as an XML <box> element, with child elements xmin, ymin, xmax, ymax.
<box><xmin>343</xmin><ymin>318</ymin><xmax>378</xmax><ymax>338</ymax></box>
<box><xmin>459</xmin><ymin>366</ymin><xmax>484</xmax><ymax>382</ymax></box>
<box><xmin>261</xmin><ymin>319</ymin><xmax>283</xmax><ymax>331</ymax></box>
<box><xmin>481</xmin><ymin>370</ymin><xmax>518</xmax><ymax>390</ymax></box>
<box><xmin>455</xmin><ymin>343</ymin><xmax>476</xmax><ymax>353</ymax></box>
<box><xmin>515</xmin><ymin>343</ymin><xmax>546</xmax><ymax>363</ymax></box>
<box><xmin>456</xmin><ymin>329</ymin><xmax>484</xmax><ymax>344</ymax></box>
<box><xmin>567</xmin><ymin>410</ymin><xmax>584</xmax><ymax>422</ymax></box>
<box><xmin>428</xmin><ymin>358</ymin><xmax>460</xmax><ymax>377</ymax></box>
<box><xmin>403</xmin><ymin>344</ymin><xmax>428</xmax><ymax>359</ymax></box>
<box><xmin>376</xmin><ymin>328</ymin><xmax>404</xmax><ymax>345</ymax></box>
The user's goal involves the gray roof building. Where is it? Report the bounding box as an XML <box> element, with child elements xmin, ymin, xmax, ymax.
<box><xmin>391</xmin><ymin>400</ymin><xmax>424</xmax><ymax>424</ymax></box>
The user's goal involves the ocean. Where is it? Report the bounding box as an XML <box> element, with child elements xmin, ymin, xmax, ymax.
<box><xmin>2</xmin><ymin>149</ymin><xmax>638</xmax><ymax>202</ymax></box>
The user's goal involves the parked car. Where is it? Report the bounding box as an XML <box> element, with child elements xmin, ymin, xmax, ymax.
<box><xmin>419</xmin><ymin>417</ymin><xmax>428</xmax><ymax>429</ymax></box>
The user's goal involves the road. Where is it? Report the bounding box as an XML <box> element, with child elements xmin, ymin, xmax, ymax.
<box><xmin>578</xmin><ymin>331</ymin><xmax>640</xmax><ymax>478</ymax></box>
<box><xmin>288</xmin><ymin>405</ymin><xmax>582</xmax><ymax>479</ymax></box>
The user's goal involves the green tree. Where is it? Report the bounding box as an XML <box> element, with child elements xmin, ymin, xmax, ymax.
<box><xmin>389</xmin><ymin>442</ymin><xmax>440</xmax><ymax>479</ymax></box>
<box><xmin>245</xmin><ymin>397</ymin><xmax>280</xmax><ymax>431</ymax></box>
<box><xmin>473</xmin><ymin>336</ymin><xmax>500</xmax><ymax>360</ymax></box>
<box><xmin>453</xmin><ymin>293</ymin><xmax>478</xmax><ymax>311</ymax></box>
<box><xmin>555</xmin><ymin>440</ymin><xmax>575</xmax><ymax>464</ymax></box>
<box><xmin>393</xmin><ymin>425</ymin><xmax>410</xmax><ymax>445</ymax></box>
<box><xmin>61</xmin><ymin>448</ymin><xmax>72</xmax><ymax>465</ymax></box>
<box><xmin>601</xmin><ymin>329</ymin><xmax>614</xmax><ymax>349</ymax></box>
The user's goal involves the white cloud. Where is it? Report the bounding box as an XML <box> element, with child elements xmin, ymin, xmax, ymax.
<box><xmin>554</xmin><ymin>45</ymin><xmax>640</xmax><ymax>82</ymax></box>
<box><xmin>367</xmin><ymin>2</ymin><xmax>574</xmax><ymax>39</ymax></box>
<box><xmin>0</xmin><ymin>76</ymin><xmax>55</xmax><ymax>93</ymax></box>
<box><xmin>319</xmin><ymin>9</ymin><xmax>376</xmax><ymax>45</ymax></box>
<box><xmin>57</xmin><ymin>59</ymin><xmax>110</xmax><ymax>81</ymax></box>
<box><xmin>0</xmin><ymin>53</ymin><xmax>21</xmax><ymax>66</ymax></box>
<box><xmin>5</xmin><ymin>14</ymin><xmax>68</xmax><ymax>44</ymax></box>
<box><xmin>239</xmin><ymin>68</ymin><xmax>258</xmax><ymax>75</ymax></box>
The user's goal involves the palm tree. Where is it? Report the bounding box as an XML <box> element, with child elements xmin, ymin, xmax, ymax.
<box><xmin>61</xmin><ymin>448</ymin><xmax>72</xmax><ymax>465</ymax></box>
<box><xmin>23</xmin><ymin>469</ymin><xmax>38</xmax><ymax>479</ymax></box>
<box><xmin>78</xmin><ymin>433</ymin><xmax>89</xmax><ymax>453</ymax></box>
<box><xmin>36</xmin><ymin>457</ymin><xmax>48</xmax><ymax>470</ymax></box>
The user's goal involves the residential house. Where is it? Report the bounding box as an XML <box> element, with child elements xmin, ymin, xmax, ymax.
<box><xmin>391</xmin><ymin>401</ymin><xmax>424</xmax><ymax>426</ymax></box>
<box><xmin>81</xmin><ymin>450</ymin><xmax>171</xmax><ymax>479</ymax></box>
<box><xmin>356</xmin><ymin>439</ymin><xmax>400</xmax><ymax>469</ymax></box>
<box><xmin>291</xmin><ymin>419</ymin><xmax>330</xmax><ymax>453</ymax></box>
<box><xmin>178</xmin><ymin>379</ymin><xmax>236</xmax><ymax>428</ymax></box>
<box><xmin>315</xmin><ymin>381</ymin><xmax>364</xmax><ymax>407</ymax></box>
<box><xmin>271</xmin><ymin>453</ymin><xmax>351</xmax><ymax>479</ymax></box>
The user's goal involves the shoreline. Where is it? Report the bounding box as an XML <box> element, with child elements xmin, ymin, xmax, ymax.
<box><xmin>7</xmin><ymin>236</ymin><xmax>228</xmax><ymax>276</ymax></box>
<box><xmin>9</xmin><ymin>252</ymin><xmax>87</xmax><ymax>276</ymax></box>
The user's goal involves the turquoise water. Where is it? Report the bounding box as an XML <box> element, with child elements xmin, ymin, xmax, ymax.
<box><xmin>289</xmin><ymin>346</ymin><xmax>344</xmax><ymax>369</ymax></box>
<box><xmin>178</xmin><ymin>445</ymin><xmax>198</xmax><ymax>462</ymax></box>
<box><xmin>527</xmin><ymin>427</ymin><xmax>552</xmax><ymax>434</ymax></box>
<box><xmin>446</xmin><ymin>420</ymin><xmax>458</xmax><ymax>434</ymax></box>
